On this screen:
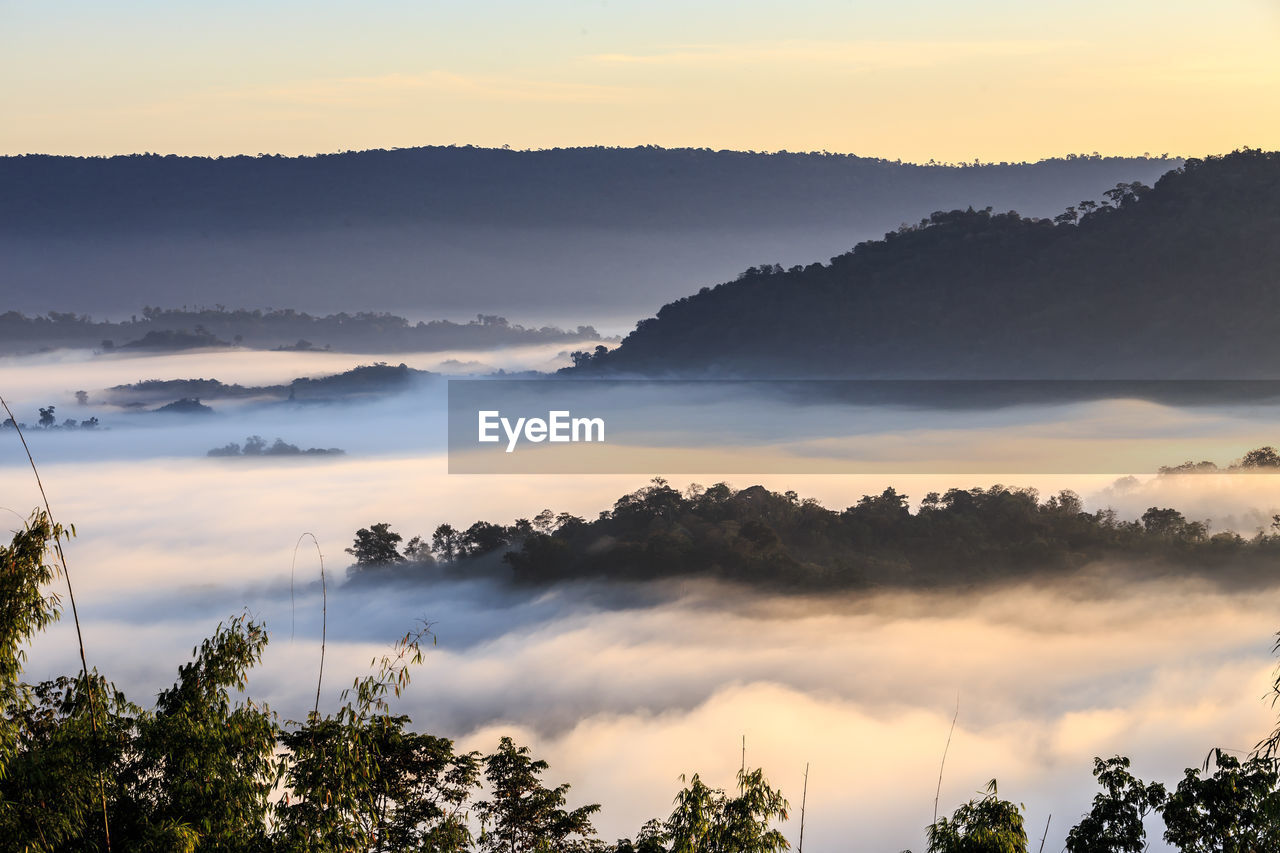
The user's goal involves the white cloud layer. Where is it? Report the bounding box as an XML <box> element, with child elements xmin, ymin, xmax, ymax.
<box><xmin>4</xmin><ymin>350</ymin><xmax>1280</xmax><ymax>852</ymax></box>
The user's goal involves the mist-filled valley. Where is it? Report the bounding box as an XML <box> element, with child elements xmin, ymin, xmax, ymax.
<box><xmin>9</xmin><ymin>0</ymin><xmax>1280</xmax><ymax>844</ymax></box>
<box><xmin>5</xmin><ymin>147</ymin><xmax>1280</xmax><ymax>853</ymax></box>
<box><xmin>5</xmin><ymin>346</ymin><xmax>1280</xmax><ymax>852</ymax></box>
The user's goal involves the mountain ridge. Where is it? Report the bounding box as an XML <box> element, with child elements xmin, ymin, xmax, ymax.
<box><xmin>569</xmin><ymin>149</ymin><xmax>1280</xmax><ymax>378</ymax></box>
<box><xmin>1</xmin><ymin>146</ymin><xmax>1177</xmax><ymax>320</ymax></box>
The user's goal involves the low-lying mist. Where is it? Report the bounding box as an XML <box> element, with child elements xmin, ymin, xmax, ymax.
<box><xmin>5</xmin><ymin>349</ymin><xmax>1280</xmax><ymax>851</ymax></box>
<box><xmin>16</xmin><ymin>505</ymin><xmax>1279</xmax><ymax>853</ymax></box>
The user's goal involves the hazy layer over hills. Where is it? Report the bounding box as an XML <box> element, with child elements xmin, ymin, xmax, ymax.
<box><xmin>573</xmin><ymin>150</ymin><xmax>1280</xmax><ymax>378</ymax></box>
<box><xmin>1</xmin><ymin>146</ymin><xmax>1175</xmax><ymax>326</ymax></box>
<box><xmin>0</xmin><ymin>307</ymin><xmax>605</xmax><ymax>355</ymax></box>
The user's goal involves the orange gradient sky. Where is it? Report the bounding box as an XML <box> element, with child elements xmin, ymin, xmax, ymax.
<box><xmin>2</xmin><ymin>0</ymin><xmax>1278</xmax><ymax>161</ymax></box>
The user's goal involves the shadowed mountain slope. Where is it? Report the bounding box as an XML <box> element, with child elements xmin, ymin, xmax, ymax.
<box><xmin>1</xmin><ymin>146</ymin><xmax>1174</xmax><ymax>324</ymax></box>
<box><xmin>570</xmin><ymin>150</ymin><xmax>1280</xmax><ymax>378</ymax></box>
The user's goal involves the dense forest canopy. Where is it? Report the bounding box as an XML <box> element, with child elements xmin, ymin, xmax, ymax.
<box><xmin>569</xmin><ymin>149</ymin><xmax>1280</xmax><ymax>378</ymax></box>
<box><xmin>348</xmin><ymin>449</ymin><xmax>1280</xmax><ymax>593</ymax></box>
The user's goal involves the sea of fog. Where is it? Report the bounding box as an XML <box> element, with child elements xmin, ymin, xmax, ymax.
<box><xmin>4</xmin><ymin>347</ymin><xmax>1280</xmax><ymax>852</ymax></box>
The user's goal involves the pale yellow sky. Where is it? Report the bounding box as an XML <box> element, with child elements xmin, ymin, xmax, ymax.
<box><xmin>2</xmin><ymin>0</ymin><xmax>1278</xmax><ymax>161</ymax></box>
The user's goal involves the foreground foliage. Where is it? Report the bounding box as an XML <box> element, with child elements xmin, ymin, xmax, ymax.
<box><xmin>0</xmin><ymin>514</ymin><xmax>789</xmax><ymax>852</ymax></box>
<box><xmin>926</xmin><ymin>781</ymin><xmax>1026</xmax><ymax>853</ymax></box>
<box><xmin>1064</xmin><ymin>757</ymin><xmax>1166</xmax><ymax>853</ymax></box>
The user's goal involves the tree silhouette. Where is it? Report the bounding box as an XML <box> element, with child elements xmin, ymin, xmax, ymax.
<box><xmin>476</xmin><ymin>736</ymin><xmax>599</xmax><ymax>853</ymax></box>
<box><xmin>666</xmin><ymin>768</ymin><xmax>789</xmax><ymax>853</ymax></box>
<box><xmin>1240</xmin><ymin>447</ymin><xmax>1280</xmax><ymax>468</ymax></box>
<box><xmin>1065</xmin><ymin>756</ymin><xmax>1166</xmax><ymax>853</ymax></box>
<box><xmin>346</xmin><ymin>523</ymin><xmax>405</xmax><ymax>565</ymax></box>
<box><xmin>431</xmin><ymin>524</ymin><xmax>460</xmax><ymax>562</ymax></box>
<box><xmin>927</xmin><ymin>780</ymin><xmax>1027</xmax><ymax>853</ymax></box>
<box><xmin>1160</xmin><ymin>750</ymin><xmax>1280</xmax><ymax>852</ymax></box>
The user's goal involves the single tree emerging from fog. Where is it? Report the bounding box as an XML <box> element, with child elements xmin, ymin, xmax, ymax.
<box><xmin>431</xmin><ymin>523</ymin><xmax>460</xmax><ymax>562</ymax></box>
<box><xmin>1240</xmin><ymin>446</ymin><xmax>1280</xmax><ymax>468</ymax></box>
<box><xmin>402</xmin><ymin>535</ymin><xmax>435</xmax><ymax>564</ymax></box>
<box><xmin>346</xmin><ymin>522</ymin><xmax>405</xmax><ymax>565</ymax></box>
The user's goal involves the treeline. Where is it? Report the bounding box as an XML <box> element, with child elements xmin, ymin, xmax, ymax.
<box><xmin>347</xmin><ymin>466</ymin><xmax>1280</xmax><ymax>592</ymax></box>
<box><xmin>926</xmin><ymin>751</ymin><xmax>1280</xmax><ymax>853</ymax></box>
<box><xmin>0</xmin><ymin>147</ymin><xmax>1176</xmax><ymax>324</ymax></box>
<box><xmin>568</xmin><ymin>149</ymin><xmax>1280</xmax><ymax>378</ymax></box>
<box><xmin>1159</xmin><ymin>446</ymin><xmax>1280</xmax><ymax>474</ymax></box>
<box><xmin>9</xmin><ymin>514</ymin><xmax>1280</xmax><ymax>851</ymax></box>
<box><xmin>207</xmin><ymin>436</ymin><xmax>344</xmax><ymax>457</ymax></box>
<box><xmin>2</xmin><ymin>403</ymin><xmax>99</xmax><ymax>431</ymax></box>
<box><xmin>1</xmin><ymin>147</ymin><xmax>1175</xmax><ymax>234</ymax></box>
<box><xmin>105</xmin><ymin>362</ymin><xmax>430</xmax><ymax>408</ymax></box>
<box><xmin>0</xmin><ymin>308</ymin><xmax>605</xmax><ymax>356</ymax></box>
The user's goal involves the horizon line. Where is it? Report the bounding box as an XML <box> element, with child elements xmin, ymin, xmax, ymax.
<box><xmin>0</xmin><ymin>142</ymin><xmax>1202</xmax><ymax>169</ymax></box>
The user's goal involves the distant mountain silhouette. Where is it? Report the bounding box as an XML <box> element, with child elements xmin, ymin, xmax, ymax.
<box><xmin>569</xmin><ymin>150</ymin><xmax>1280</xmax><ymax>378</ymax></box>
<box><xmin>1</xmin><ymin>146</ymin><xmax>1175</xmax><ymax>323</ymax></box>
<box><xmin>104</xmin><ymin>362</ymin><xmax>432</xmax><ymax>406</ymax></box>
<box><xmin>0</xmin><ymin>307</ymin><xmax>604</xmax><ymax>356</ymax></box>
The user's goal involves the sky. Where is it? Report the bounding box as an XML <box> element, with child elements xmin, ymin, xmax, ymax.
<box><xmin>2</xmin><ymin>0</ymin><xmax>1278</xmax><ymax>162</ymax></box>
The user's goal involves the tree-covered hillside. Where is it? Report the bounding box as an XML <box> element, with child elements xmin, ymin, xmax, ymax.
<box><xmin>350</xmin><ymin>455</ymin><xmax>1280</xmax><ymax>593</ymax></box>
<box><xmin>0</xmin><ymin>147</ymin><xmax>1175</xmax><ymax>235</ymax></box>
<box><xmin>570</xmin><ymin>149</ymin><xmax>1280</xmax><ymax>378</ymax></box>
<box><xmin>0</xmin><ymin>147</ymin><xmax>1175</xmax><ymax>319</ymax></box>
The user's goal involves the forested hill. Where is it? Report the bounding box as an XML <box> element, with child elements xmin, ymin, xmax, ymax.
<box><xmin>1</xmin><ymin>147</ymin><xmax>1173</xmax><ymax>319</ymax></box>
<box><xmin>569</xmin><ymin>149</ymin><xmax>1280</xmax><ymax>378</ymax></box>
<box><xmin>347</xmin><ymin>469</ymin><xmax>1280</xmax><ymax>594</ymax></box>
<box><xmin>1</xmin><ymin>146</ymin><xmax>1174</xmax><ymax>234</ymax></box>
